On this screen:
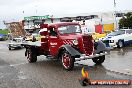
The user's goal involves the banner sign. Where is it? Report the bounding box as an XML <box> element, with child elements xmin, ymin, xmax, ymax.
<box><xmin>24</xmin><ymin>15</ymin><xmax>53</xmax><ymax>20</ymax></box>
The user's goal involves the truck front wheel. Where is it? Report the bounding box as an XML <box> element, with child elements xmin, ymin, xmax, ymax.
<box><xmin>27</xmin><ymin>49</ymin><xmax>37</xmax><ymax>63</ymax></box>
<box><xmin>60</xmin><ymin>51</ymin><xmax>74</xmax><ymax>71</ymax></box>
<box><xmin>92</xmin><ymin>55</ymin><xmax>105</xmax><ymax>64</ymax></box>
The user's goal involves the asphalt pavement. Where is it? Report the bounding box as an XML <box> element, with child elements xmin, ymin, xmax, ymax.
<box><xmin>0</xmin><ymin>41</ymin><xmax>132</xmax><ymax>88</ymax></box>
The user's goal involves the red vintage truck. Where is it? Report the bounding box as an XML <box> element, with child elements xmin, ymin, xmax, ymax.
<box><xmin>23</xmin><ymin>22</ymin><xmax>108</xmax><ymax>70</ymax></box>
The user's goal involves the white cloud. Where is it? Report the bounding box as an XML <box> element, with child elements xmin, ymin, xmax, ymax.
<box><xmin>0</xmin><ymin>0</ymin><xmax>132</xmax><ymax>28</ymax></box>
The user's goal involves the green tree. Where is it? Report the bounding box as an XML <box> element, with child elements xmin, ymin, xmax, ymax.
<box><xmin>119</xmin><ymin>12</ymin><xmax>132</xmax><ymax>29</ymax></box>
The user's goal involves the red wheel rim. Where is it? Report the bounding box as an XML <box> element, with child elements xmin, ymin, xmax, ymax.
<box><xmin>62</xmin><ymin>53</ymin><xmax>71</xmax><ymax>69</ymax></box>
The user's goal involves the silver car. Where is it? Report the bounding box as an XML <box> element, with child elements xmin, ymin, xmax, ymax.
<box><xmin>8</xmin><ymin>37</ymin><xmax>25</xmax><ymax>50</ymax></box>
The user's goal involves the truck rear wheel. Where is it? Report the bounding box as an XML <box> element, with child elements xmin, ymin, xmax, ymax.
<box><xmin>27</xmin><ymin>49</ymin><xmax>37</xmax><ymax>63</ymax></box>
<box><xmin>60</xmin><ymin>51</ymin><xmax>74</xmax><ymax>71</ymax></box>
<box><xmin>92</xmin><ymin>55</ymin><xmax>105</xmax><ymax>64</ymax></box>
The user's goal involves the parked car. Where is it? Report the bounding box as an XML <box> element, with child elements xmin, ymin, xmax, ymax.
<box><xmin>92</xmin><ymin>32</ymin><xmax>106</xmax><ymax>40</ymax></box>
<box><xmin>8</xmin><ymin>36</ymin><xmax>25</xmax><ymax>50</ymax></box>
<box><xmin>0</xmin><ymin>34</ymin><xmax>7</xmax><ymax>41</ymax></box>
<box><xmin>81</xmin><ymin>26</ymin><xmax>106</xmax><ymax>40</ymax></box>
<box><xmin>101</xmin><ymin>29</ymin><xmax>132</xmax><ymax>48</ymax></box>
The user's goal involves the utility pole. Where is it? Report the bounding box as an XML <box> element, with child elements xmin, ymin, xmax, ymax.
<box><xmin>35</xmin><ymin>5</ymin><xmax>38</xmax><ymax>15</ymax></box>
<box><xmin>114</xmin><ymin>0</ymin><xmax>116</xmax><ymax>7</ymax></box>
<box><xmin>114</xmin><ymin>0</ymin><xmax>117</xmax><ymax>29</ymax></box>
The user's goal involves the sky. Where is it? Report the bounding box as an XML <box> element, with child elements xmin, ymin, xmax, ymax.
<box><xmin>0</xmin><ymin>0</ymin><xmax>132</xmax><ymax>28</ymax></box>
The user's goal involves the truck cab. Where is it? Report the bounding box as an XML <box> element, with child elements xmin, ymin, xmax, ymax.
<box><xmin>24</xmin><ymin>22</ymin><xmax>108</xmax><ymax>70</ymax></box>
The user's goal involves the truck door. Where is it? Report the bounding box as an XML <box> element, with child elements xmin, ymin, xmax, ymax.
<box><xmin>48</xmin><ymin>27</ymin><xmax>60</xmax><ymax>56</ymax></box>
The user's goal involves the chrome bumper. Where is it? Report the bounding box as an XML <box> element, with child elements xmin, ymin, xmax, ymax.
<box><xmin>75</xmin><ymin>52</ymin><xmax>109</xmax><ymax>61</ymax></box>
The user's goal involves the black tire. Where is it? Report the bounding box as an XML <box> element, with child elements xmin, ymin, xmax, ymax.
<box><xmin>9</xmin><ymin>47</ymin><xmax>11</xmax><ymax>50</ymax></box>
<box><xmin>27</xmin><ymin>49</ymin><xmax>37</xmax><ymax>63</ymax></box>
<box><xmin>117</xmin><ymin>40</ymin><xmax>124</xmax><ymax>48</ymax></box>
<box><xmin>60</xmin><ymin>51</ymin><xmax>74</xmax><ymax>71</ymax></box>
<box><xmin>8</xmin><ymin>44</ymin><xmax>11</xmax><ymax>50</ymax></box>
<box><xmin>92</xmin><ymin>55</ymin><xmax>105</xmax><ymax>64</ymax></box>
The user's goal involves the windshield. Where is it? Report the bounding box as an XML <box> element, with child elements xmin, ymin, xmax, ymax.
<box><xmin>108</xmin><ymin>30</ymin><xmax>125</xmax><ymax>36</ymax></box>
<box><xmin>58</xmin><ymin>25</ymin><xmax>81</xmax><ymax>34</ymax></box>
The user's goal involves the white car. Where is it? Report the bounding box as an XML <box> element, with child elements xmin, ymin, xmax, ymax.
<box><xmin>8</xmin><ymin>37</ymin><xmax>25</xmax><ymax>50</ymax></box>
<box><xmin>101</xmin><ymin>29</ymin><xmax>132</xmax><ymax>48</ymax></box>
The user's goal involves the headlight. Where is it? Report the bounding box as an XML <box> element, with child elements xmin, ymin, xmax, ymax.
<box><xmin>94</xmin><ymin>39</ymin><xmax>99</xmax><ymax>42</ymax></box>
<box><xmin>109</xmin><ymin>40</ymin><xmax>114</xmax><ymax>43</ymax></box>
<box><xmin>73</xmin><ymin>39</ymin><xmax>78</xmax><ymax>45</ymax></box>
<box><xmin>10</xmin><ymin>44</ymin><xmax>13</xmax><ymax>46</ymax></box>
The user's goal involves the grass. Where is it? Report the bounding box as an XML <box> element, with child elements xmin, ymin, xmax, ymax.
<box><xmin>0</xmin><ymin>29</ymin><xmax>9</xmax><ymax>34</ymax></box>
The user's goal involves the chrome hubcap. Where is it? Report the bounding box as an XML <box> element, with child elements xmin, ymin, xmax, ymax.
<box><xmin>62</xmin><ymin>53</ymin><xmax>71</xmax><ymax>69</ymax></box>
<box><xmin>119</xmin><ymin>41</ymin><xmax>123</xmax><ymax>47</ymax></box>
<box><xmin>27</xmin><ymin>51</ymin><xmax>31</xmax><ymax>61</ymax></box>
